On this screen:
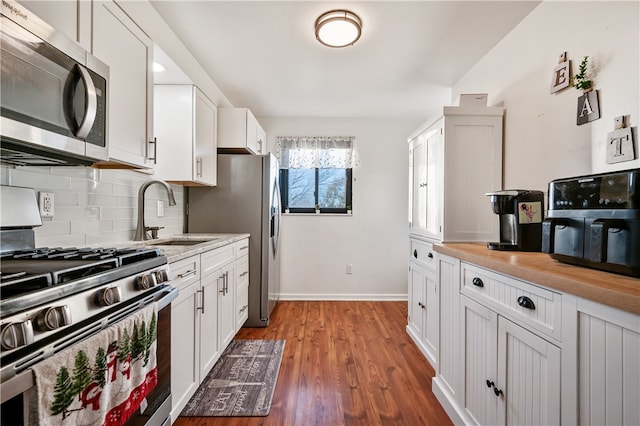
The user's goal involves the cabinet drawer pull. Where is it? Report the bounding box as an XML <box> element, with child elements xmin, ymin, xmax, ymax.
<box><xmin>517</xmin><ymin>296</ymin><xmax>536</xmax><ymax>310</ymax></box>
<box><xmin>413</xmin><ymin>249</ymin><xmax>418</xmax><ymax>259</ymax></box>
<box><xmin>240</xmin><ymin>271</ymin><xmax>249</xmax><ymax>277</ymax></box>
<box><xmin>486</xmin><ymin>380</ymin><xmax>494</xmax><ymax>388</ymax></box>
<box><xmin>239</xmin><ymin>245</ymin><xmax>249</xmax><ymax>251</ymax></box>
<box><xmin>494</xmin><ymin>387</ymin><xmax>503</xmax><ymax>397</ymax></box>
<box><xmin>148</xmin><ymin>137</ymin><xmax>157</xmax><ymax>164</ymax></box>
<box><xmin>472</xmin><ymin>277</ymin><xmax>484</xmax><ymax>287</ymax></box>
<box><xmin>177</xmin><ymin>269</ymin><xmax>197</xmax><ymax>279</ymax></box>
<box><xmin>427</xmin><ymin>252</ymin><xmax>433</xmax><ymax>259</ymax></box>
<box><xmin>239</xmin><ymin>305</ymin><xmax>248</xmax><ymax>313</ymax></box>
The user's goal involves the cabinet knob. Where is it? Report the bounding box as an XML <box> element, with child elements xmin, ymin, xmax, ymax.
<box><xmin>517</xmin><ymin>296</ymin><xmax>536</xmax><ymax>310</ymax></box>
<box><xmin>413</xmin><ymin>249</ymin><xmax>418</xmax><ymax>258</ymax></box>
<box><xmin>494</xmin><ymin>387</ymin><xmax>504</xmax><ymax>397</ymax></box>
<box><xmin>486</xmin><ymin>380</ymin><xmax>494</xmax><ymax>388</ymax></box>
<box><xmin>472</xmin><ymin>277</ymin><xmax>484</xmax><ymax>288</ymax></box>
<box><xmin>427</xmin><ymin>252</ymin><xmax>433</xmax><ymax>259</ymax></box>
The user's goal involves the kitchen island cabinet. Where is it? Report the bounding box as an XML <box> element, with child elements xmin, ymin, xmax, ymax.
<box><xmin>92</xmin><ymin>0</ymin><xmax>154</xmax><ymax>169</ymax></box>
<box><xmin>425</xmin><ymin>245</ymin><xmax>640</xmax><ymax>426</ymax></box>
<box><xmin>167</xmin><ymin>236</ymin><xmax>249</xmax><ymax>421</ymax></box>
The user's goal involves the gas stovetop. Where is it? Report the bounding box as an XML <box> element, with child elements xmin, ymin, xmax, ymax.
<box><xmin>0</xmin><ymin>246</ymin><xmax>168</xmax><ymax>318</ymax></box>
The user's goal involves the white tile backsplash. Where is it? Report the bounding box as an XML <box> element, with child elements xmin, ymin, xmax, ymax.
<box><xmin>1</xmin><ymin>165</ymin><xmax>184</xmax><ymax>246</ymax></box>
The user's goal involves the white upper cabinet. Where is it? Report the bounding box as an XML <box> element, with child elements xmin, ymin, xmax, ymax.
<box><xmin>92</xmin><ymin>0</ymin><xmax>154</xmax><ymax>169</ymax></box>
<box><xmin>19</xmin><ymin>1</ymin><xmax>91</xmax><ymax>50</ymax></box>
<box><xmin>408</xmin><ymin>106</ymin><xmax>504</xmax><ymax>242</ymax></box>
<box><xmin>218</xmin><ymin>108</ymin><xmax>265</xmax><ymax>155</ymax></box>
<box><xmin>154</xmin><ymin>85</ymin><xmax>217</xmax><ymax>186</ymax></box>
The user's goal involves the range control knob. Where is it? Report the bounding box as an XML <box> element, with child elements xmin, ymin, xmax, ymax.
<box><xmin>136</xmin><ymin>273</ymin><xmax>157</xmax><ymax>290</ymax></box>
<box><xmin>35</xmin><ymin>306</ymin><xmax>71</xmax><ymax>331</ymax></box>
<box><xmin>96</xmin><ymin>286</ymin><xmax>122</xmax><ymax>306</ymax></box>
<box><xmin>1</xmin><ymin>320</ymin><xmax>34</xmax><ymax>350</ymax></box>
<box><xmin>155</xmin><ymin>269</ymin><xmax>170</xmax><ymax>284</ymax></box>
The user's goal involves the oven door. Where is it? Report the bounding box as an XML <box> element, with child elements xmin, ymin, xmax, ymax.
<box><xmin>0</xmin><ymin>285</ymin><xmax>177</xmax><ymax>426</ymax></box>
<box><xmin>0</xmin><ymin>3</ymin><xmax>108</xmax><ymax>165</ymax></box>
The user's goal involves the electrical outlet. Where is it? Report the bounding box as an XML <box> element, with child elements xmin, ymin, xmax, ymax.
<box><xmin>346</xmin><ymin>264</ymin><xmax>353</xmax><ymax>274</ymax></box>
<box><xmin>157</xmin><ymin>200</ymin><xmax>165</xmax><ymax>217</ymax></box>
<box><xmin>39</xmin><ymin>192</ymin><xmax>54</xmax><ymax>217</ymax></box>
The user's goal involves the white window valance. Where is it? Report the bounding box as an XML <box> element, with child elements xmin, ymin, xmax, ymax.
<box><xmin>276</xmin><ymin>136</ymin><xmax>358</xmax><ymax>169</ymax></box>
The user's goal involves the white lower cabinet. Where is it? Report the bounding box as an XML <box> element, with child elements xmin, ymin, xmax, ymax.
<box><xmin>428</xmin><ymin>254</ymin><xmax>640</xmax><ymax>425</ymax></box>
<box><xmin>563</xmin><ymin>297</ymin><xmax>640</xmax><ymax>425</ymax></box>
<box><xmin>407</xmin><ymin>238</ymin><xmax>438</xmax><ymax>369</ymax></box>
<box><xmin>460</xmin><ymin>295</ymin><xmax>560</xmax><ymax>425</ymax></box>
<box><xmin>170</xmin><ymin>237</ymin><xmax>249</xmax><ymax>421</ymax></box>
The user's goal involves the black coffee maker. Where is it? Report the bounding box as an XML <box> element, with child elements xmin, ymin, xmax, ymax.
<box><xmin>486</xmin><ymin>190</ymin><xmax>545</xmax><ymax>251</ymax></box>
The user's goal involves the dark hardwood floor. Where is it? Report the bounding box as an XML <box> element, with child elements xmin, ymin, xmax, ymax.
<box><xmin>174</xmin><ymin>301</ymin><xmax>452</xmax><ymax>426</ymax></box>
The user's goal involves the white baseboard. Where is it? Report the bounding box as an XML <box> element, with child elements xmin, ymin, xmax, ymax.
<box><xmin>277</xmin><ymin>293</ymin><xmax>407</xmax><ymax>301</ymax></box>
<box><xmin>433</xmin><ymin>376</ymin><xmax>468</xmax><ymax>425</ymax></box>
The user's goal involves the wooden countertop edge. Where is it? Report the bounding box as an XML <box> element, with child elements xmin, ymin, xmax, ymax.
<box><xmin>433</xmin><ymin>243</ymin><xmax>640</xmax><ymax>315</ymax></box>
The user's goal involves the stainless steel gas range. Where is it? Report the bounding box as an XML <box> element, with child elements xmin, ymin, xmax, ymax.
<box><xmin>0</xmin><ymin>185</ymin><xmax>177</xmax><ymax>426</ymax></box>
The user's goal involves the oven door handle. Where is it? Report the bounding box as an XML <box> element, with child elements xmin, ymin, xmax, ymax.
<box><xmin>157</xmin><ymin>285</ymin><xmax>178</xmax><ymax>310</ymax></box>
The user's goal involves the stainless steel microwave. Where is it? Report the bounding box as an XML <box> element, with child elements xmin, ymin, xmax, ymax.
<box><xmin>1</xmin><ymin>0</ymin><xmax>109</xmax><ymax>166</ymax></box>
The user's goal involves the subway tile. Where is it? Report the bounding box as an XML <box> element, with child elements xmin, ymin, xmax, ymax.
<box><xmin>100</xmin><ymin>207</ymin><xmax>136</xmax><ymax>220</ymax></box>
<box><xmin>51</xmin><ymin>167</ymin><xmax>100</xmax><ymax>180</ymax></box>
<box><xmin>34</xmin><ymin>220</ymin><xmax>71</xmax><ymax>237</ymax></box>
<box><xmin>53</xmin><ymin>191</ymin><xmax>80</xmax><ymax>206</ymax></box>
<box><xmin>71</xmin><ymin>220</ymin><xmax>101</xmax><ymax>236</ymax></box>
<box><xmin>36</xmin><ymin>234</ymin><xmax>86</xmax><ymax>248</ymax></box>
<box><xmin>70</xmin><ymin>179</ymin><xmax>114</xmax><ymax>195</ymax></box>
<box><xmin>54</xmin><ymin>205</ymin><xmax>100</xmax><ymax>220</ymax></box>
<box><xmin>9</xmin><ymin>168</ymin><xmax>71</xmax><ymax>191</ymax></box>
<box><xmin>86</xmin><ymin>230</ymin><xmax>135</xmax><ymax>246</ymax></box>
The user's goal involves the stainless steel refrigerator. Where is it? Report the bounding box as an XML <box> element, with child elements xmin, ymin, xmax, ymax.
<box><xmin>187</xmin><ymin>154</ymin><xmax>281</xmax><ymax>327</ymax></box>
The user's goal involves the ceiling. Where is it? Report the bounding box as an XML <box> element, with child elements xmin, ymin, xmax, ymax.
<box><xmin>150</xmin><ymin>1</ymin><xmax>540</xmax><ymax>120</ymax></box>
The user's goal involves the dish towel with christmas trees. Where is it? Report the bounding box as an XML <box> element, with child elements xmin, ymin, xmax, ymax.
<box><xmin>32</xmin><ymin>302</ymin><xmax>159</xmax><ymax>426</ymax></box>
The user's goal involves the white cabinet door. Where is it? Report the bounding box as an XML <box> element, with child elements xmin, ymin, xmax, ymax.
<box><xmin>93</xmin><ymin>0</ymin><xmax>153</xmax><ymax>169</ymax></box>
<box><xmin>460</xmin><ymin>295</ymin><xmax>561</xmax><ymax>426</ymax></box>
<box><xmin>496</xmin><ymin>317</ymin><xmax>561</xmax><ymax>425</ymax></box>
<box><xmin>218</xmin><ymin>263</ymin><xmax>236</xmax><ymax>350</ymax></box>
<box><xmin>408</xmin><ymin>262</ymin><xmax>425</xmax><ymax>338</ymax></box>
<box><xmin>20</xmin><ymin>1</ymin><xmax>91</xmax><ymax>50</ymax></box>
<box><xmin>194</xmin><ymin>88</ymin><xmax>217</xmax><ymax>185</ymax></box>
<box><xmin>170</xmin><ymin>281</ymin><xmax>200</xmax><ymax>419</ymax></box>
<box><xmin>460</xmin><ymin>295</ymin><xmax>499</xmax><ymax>426</ymax></box>
<box><xmin>218</xmin><ymin>108</ymin><xmax>265</xmax><ymax>154</ymax></box>
<box><xmin>199</xmin><ymin>271</ymin><xmax>220</xmax><ymax>380</ymax></box>
<box><xmin>154</xmin><ymin>85</ymin><xmax>217</xmax><ymax>186</ymax></box>
<box><xmin>576</xmin><ymin>299</ymin><xmax>640</xmax><ymax>425</ymax></box>
<box><xmin>409</xmin><ymin>135</ymin><xmax>426</xmax><ymax>233</ymax></box>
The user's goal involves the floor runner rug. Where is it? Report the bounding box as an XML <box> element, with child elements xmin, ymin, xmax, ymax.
<box><xmin>180</xmin><ymin>339</ymin><xmax>285</xmax><ymax>417</ymax></box>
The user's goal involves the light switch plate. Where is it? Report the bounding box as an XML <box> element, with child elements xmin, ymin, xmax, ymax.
<box><xmin>39</xmin><ymin>192</ymin><xmax>54</xmax><ymax>217</ymax></box>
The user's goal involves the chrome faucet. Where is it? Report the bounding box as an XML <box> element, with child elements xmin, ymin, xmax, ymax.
<box><xmin>134</xmin><ymin>180</ymin><xmax>177</xmax><ymax>241</ymax></box>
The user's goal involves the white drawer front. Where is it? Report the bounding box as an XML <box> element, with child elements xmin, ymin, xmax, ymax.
<box><xmin>410</xmin><ymin>239</ymin><xmax>436</xmax><ymax>271</ymax></box>
<box><xmin>461</xmin><ymin>262</ymin><xmax>562</xmax><ymax>341</ymax></box>
<box><xmin>201</xmin><ymin>243</ymin><xmax>235</xmax><ymax>277</ymax></box>
<box><xmin>170</xmin><ymin>255</ymin><xmax>201</xmax><ymax>290</ymax></box>
<box><xmin>235</xmin><ymin>238</ymin><xmax>249</xmax><ymax>257</ymax></box>
<box><xmin>236</xmin><ymin>255</ymin><xmax>249</xmax><ymax>288</ymax></box>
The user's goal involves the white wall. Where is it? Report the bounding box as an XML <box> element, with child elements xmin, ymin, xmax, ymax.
<box><xmin>261</xmin><ymin>118</ymin><xmax>419</xmax><ymax>300</ymax></box>
<box><xmin>453</xmin><ymin>1</ymin><xmax>639</xmax><ymax>192</ymax></box>
<box><xmin>0</xmin><ymin>166</ymin><xmax>184</xmax><ymax>247</ymax></box>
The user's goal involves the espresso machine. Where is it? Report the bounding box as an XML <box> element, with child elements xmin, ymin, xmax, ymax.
<box><xmin>486</xmin><ymin>190</ymin><xmax>545</xmax><ymax>251</ymax></box>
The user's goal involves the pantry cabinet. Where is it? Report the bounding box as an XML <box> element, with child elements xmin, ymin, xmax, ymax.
<box><xmin>170</xmin><ymin>238</ymin><xmax>249</xmax><ymax>421</ymax></box>
<box><xmin>408</xmin><ymin>107</ymin><xmax>503</xmax><ymax>242</ymax></box>
<box><xmin>93</xmin><ymin>0</ymin><xmax>154</xmax><ymax>169</ymax></box>
<box><xmin>154</xmin><ymin>85</ymin><xmax>217</xmax><ymax>186</ymax></box>
<box><xmin>218</xmin><ymin>108</ymin><xmax>266</xmax><ymax>154</ymax></box>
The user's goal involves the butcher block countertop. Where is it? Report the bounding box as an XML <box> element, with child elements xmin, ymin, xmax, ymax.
<box><xmin>434</xmin><ymin>243</ymin><xmax>640</xmax><ymax>315</ymax></box>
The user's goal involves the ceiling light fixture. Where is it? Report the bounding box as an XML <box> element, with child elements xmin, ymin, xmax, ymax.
<box><xmin>315</xmin><ymin>9</ymin><xmax>362</xmax><ymax>48</ymax></box>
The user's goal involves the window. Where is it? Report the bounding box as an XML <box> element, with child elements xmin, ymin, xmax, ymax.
<box><xmin>277</xmin><ymin>136</ymin><xmax>356</xmax><ymax>214</ymax></box>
